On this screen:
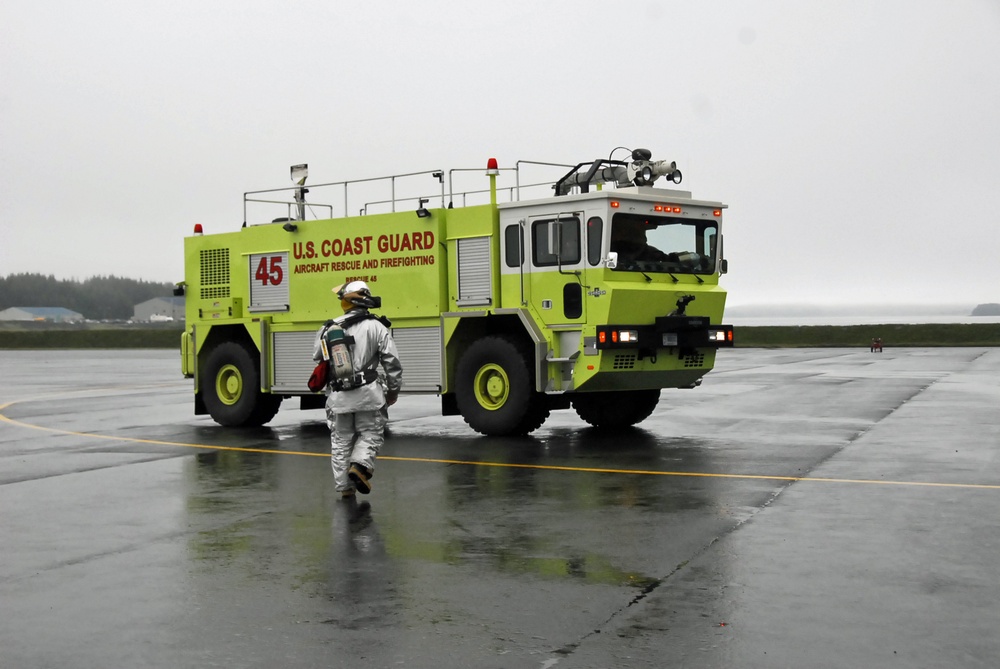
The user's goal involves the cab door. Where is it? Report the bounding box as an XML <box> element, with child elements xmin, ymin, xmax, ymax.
<box><xmin>525</xmin><ymin>213</ymin><xmax>586</xmax><ymax>326</ymax></box>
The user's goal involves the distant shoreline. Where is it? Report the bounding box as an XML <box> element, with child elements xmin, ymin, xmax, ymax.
<box><xmin>733</xmin><ymin>323</ymin><xmax>1000</xmax><ymax>348</ymax></box>
<box><xmin>729</xmin><ymin>315</ymin><xmax>1000</xmax><ymax>328</ymax></box>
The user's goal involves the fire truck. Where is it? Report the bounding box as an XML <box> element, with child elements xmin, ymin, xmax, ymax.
<box><xmin>178</xmin><ymin>148</ymin><xmax>734</xmax><ymax>435</ymax></box>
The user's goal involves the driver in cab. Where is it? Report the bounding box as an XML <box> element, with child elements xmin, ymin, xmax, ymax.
<box><xmin>610</xmin><ymin>218</ymin><xmax>668</xmax><ymax>263</ymax></box>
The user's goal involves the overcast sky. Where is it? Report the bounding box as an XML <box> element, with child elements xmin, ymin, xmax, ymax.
<box><xmin>2</xmin><ymin>0</ymin><xmax>998</xmax><ymax>307</ymax></box>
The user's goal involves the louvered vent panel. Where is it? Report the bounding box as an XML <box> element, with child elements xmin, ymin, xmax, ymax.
<box><xmin>457</xmin><ymin>237</ymin><xmax>491</xmax><ymax>306</ymax></box>
<box><xmin>272</xmin><ymin>331</ymin><xmax>317</xmax><ymax>392</ymax></box>
<box><xmin>391</xmin><ymin>328</ymin><xmax>441</xmax><ymax>392</ymax></box>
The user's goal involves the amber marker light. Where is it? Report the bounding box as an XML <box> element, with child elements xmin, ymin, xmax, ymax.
<box><xmin>610</xmin><ymin>201</ymin><xmax>620</xmax><ymax>208</ymax></box>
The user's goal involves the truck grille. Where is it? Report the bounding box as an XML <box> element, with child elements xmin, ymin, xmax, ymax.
<box><xmin>611</xmin><ymin>352</ymin><xmax>704</xmax><ymax>369</ymax></box>
<box><xmin>612</xmin><ymin>354</ymin><xmax>636</xmax><ymax>369</ymax></box>
<box><xmin>683</xmin><ymin>353</ymin><xmax>705</xmax><ymax>367</ymax></box>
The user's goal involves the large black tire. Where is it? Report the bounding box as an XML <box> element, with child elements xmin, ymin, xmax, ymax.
<box><xmin>455</xmin><ymin>335</ymin><xmax>549</xmax><ymax>436</ymax></box>
<box><xmin>572</xmin><ymin>389</ymin><xmax>661</xmax><ymax>429</ymax></box>
<box><xmin>201</xmin><ymin>342</ymin><xmax>282</xmax><ymax>427</ymax></box>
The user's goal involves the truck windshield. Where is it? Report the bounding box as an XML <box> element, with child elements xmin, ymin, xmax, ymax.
<box><xmin>610</xmin><ymin>213</ymin><xmax>718</xmax><ymax>274</ymax></box>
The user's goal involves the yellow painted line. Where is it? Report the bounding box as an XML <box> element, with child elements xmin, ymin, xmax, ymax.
<box><xmin>381</xmin><ymin>456</ymin><xmax>1000</xmax><ymax>490</ymax></box>
<box><xmin>2</xmin><ymin>399</ymin><xmax>999</xmax><ymax>491</ymax></box>
<box><xmin>0</xmin><ymin>410</ymin><xmax>317</xmax><ymax>458</ymax></box>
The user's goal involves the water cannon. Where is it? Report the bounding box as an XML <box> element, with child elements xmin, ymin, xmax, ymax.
<box><xmin>626</xmin><ymin>148</ymin><xmax>682</xmax><ymax>188</ymax></box>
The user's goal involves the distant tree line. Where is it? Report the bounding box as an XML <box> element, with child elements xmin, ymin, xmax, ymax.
<box><xmin>0</xmin><ymin>273</ymin><xmax>176</xmax><ymax>320</ymax></box>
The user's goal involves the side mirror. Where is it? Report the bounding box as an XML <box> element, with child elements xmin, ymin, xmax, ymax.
<box><xmin>547</xmin><ymin>219</ymin><xmax>564</xmax><ymax>262</ymax></box>
<box><xmin>720</xmin><ymin>258</ymin><xmax>728</xmax><ymax>274</ymax></box>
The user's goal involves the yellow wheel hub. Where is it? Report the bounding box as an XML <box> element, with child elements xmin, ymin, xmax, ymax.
<box><xmin>216</xmin><ymin>363</ymin><xmax>243</xmax><ymax>406</ymax></box>
<box><xmin>473</xmin><ymin>363</ymin><xmax>509</xmax><ymax>411</ymax></box>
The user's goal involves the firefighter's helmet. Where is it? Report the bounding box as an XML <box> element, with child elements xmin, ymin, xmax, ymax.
<box><xmin>333</xmin><ymin>280</ymin><xmax>379</xmax><ymax>309</ymax></box>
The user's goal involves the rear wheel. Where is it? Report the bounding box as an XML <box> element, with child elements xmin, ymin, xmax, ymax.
<box><xmin>455</xmin><ymin>335</ymin><xmax>549</xmax><ymax>436</ymax></box>
<box><xmin>572</xmin><ymin>389</ymin><xmax>661</xmax><ymax>429</ymax></box>
<box><xmin>202</xmin><ymin>342</ymin><xmax>282</xmax><ymax>427</ymax></box>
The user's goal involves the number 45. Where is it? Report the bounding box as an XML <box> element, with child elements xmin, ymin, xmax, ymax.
<box><xmin>255</xmin><ymin>256</ymin><xmax>283</xmax><ymax>286</ymax></box>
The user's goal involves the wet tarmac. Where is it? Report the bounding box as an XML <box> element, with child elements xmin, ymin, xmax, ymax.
<box><xmin>1</xmin><ymin>347</ymin><xmax>998</xmax><ymax>668</ymax></box>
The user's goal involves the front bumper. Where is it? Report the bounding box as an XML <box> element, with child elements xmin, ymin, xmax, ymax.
<box><xmin>596</xmin><ymin>315</ymin><xmax>734</xmax><ymax>358</ymax></box>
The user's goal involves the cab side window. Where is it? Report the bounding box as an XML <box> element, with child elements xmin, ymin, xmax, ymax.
<box><xmin>504</xmin><ymin>224</ymin><xmax>522</xmax><ymax>267</ymax></box>
<box><xmin>587</xmin><ymin>216</ymin><xmax>603</xmax><ymax>266</ymax></box>
<box><xmin>532</xmin><ymin>217</ymin><xmax>581</xmax><ymax>266</ymax></box>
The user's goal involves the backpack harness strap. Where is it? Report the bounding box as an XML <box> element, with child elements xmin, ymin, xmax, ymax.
<box><xmin>326</xmin><ymin>311</ymin><xmax>383</xmax><ymax>391</ymax></box>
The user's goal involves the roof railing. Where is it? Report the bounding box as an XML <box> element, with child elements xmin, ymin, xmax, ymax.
<box><xmin>242</xmin><ymin>160</ymin><xmax>576</xmax><ymax>225</ymax></box>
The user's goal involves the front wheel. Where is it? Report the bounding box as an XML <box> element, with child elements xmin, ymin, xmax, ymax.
<box><xmin>572</xmin><ymin>389</ymin><xmax>661</xmax><ymax>429</ymax></box>
<box><xmin>455</xmin><ymin>335</ymin><xmax>549</xmax><ymax>436</ymax></box>
<box><xmin>201</xmin><ymin>342</ymin><xmax>282</xmax><ymax>427</ymax></box>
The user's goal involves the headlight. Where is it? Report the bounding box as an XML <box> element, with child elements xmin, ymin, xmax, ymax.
<box><xmin>613</xmin><ymin>329</ymin><xmax>638</xmax><ymax>343</ymax></box>
<box><xmin>707</xmin><ymin>329</ymin><xmax>733</xmax><ymax>343</ymax></box>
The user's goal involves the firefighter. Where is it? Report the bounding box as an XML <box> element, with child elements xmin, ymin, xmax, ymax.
<box><xmin>312</xmin><ymin>280</ymin><xmax>403</xmax><ymax>498</ymax></box>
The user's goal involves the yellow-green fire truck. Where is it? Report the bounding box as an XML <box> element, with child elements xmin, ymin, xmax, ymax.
<box><xmin>178</xmin><ymin>148</ymin><xmax>734</xmax><ymax>435</ymax></box>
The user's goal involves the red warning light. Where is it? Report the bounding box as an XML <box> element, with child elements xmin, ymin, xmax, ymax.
<box><xmin>610</xmin><ymin>201</ymin><xmax>620</xmax><ymax>209</ymax></box>
<box><xmin>194</xmin><ymin>224</ymin><xmax>204</xmax><ymax>235</ymax></box>
<box><xmin>713</xmin><ymin>209</ymin><xmax>722</xmax><ymax>217</ymax></box>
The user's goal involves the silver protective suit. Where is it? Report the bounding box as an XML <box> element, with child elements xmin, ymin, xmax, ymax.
<box><xmin>313</xmin><ymin>309</ymin><xmax>403</xmax><ymax>492</ymax></box>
